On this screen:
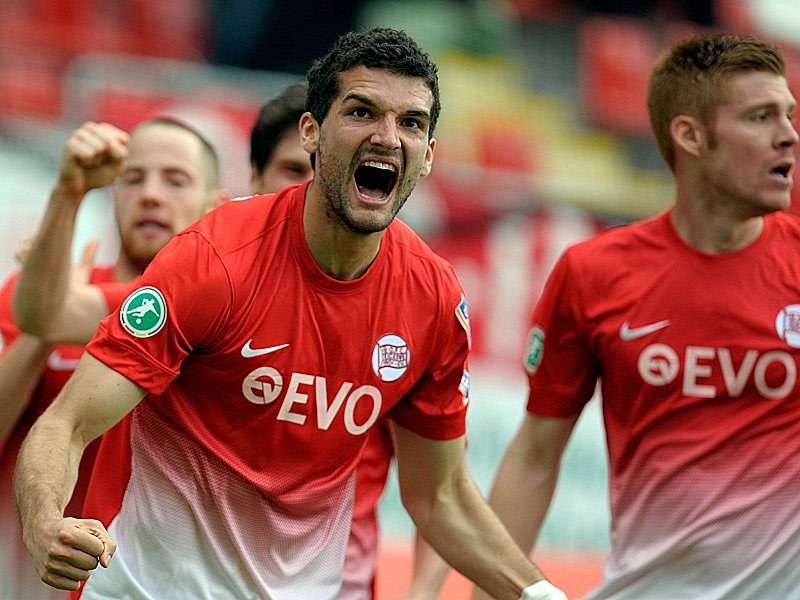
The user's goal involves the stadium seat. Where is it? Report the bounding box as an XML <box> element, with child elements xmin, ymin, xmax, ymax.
<box><xmin>92</xmin><ymin>89</ymin><xmax>173</xmax><ymax>131</ymax></box>
<box><xmin>476</xmin><ymin>122</ymin><xmax>538</xmax><ymax>173</ymax></box>
<box><xmin>0</xmin><ymin>0</ymin><xmax>207</xmax><ymax>60</ymax></box>
<box><xmin>577</xmin><ymin>15</ymin><xmax>659</xmax><ymax>138</ymax></box>
<box><xmin>0</xmin><ymin>66</ymin><xmax>63</xmax><ymax>120</ymax></box>
<box><xmin>714</xmin><ymin>0</ymin><xmax>757</xmax><ymax>33</ymax></box>
<box><xmin>0</xmin><ymin>43</ymin><xmax>65</xmax><ymax>120</ymax></box>
<box><xmin>504</xmin><ymin>0</ymin><xmax>573</xmax><ymax>22</ymax></box>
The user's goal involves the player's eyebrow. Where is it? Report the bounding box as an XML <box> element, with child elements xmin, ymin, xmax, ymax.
<box><xmin>343</xmin><ymin>92</ymin><xmax>373</xmax><ymax>106</ymax></box>
<box><xmin>122</xmin><ymin>165</ymin><xmax>194</xmax><ymax>178</ymax></box>
<box><xmin>343</xmin><ymin>93</ymin><xmax>431</xmax><ymax>120</ymax></box>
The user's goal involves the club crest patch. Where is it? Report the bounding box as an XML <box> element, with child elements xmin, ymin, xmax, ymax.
<box><xmin>524</xmin><ymin>325</ymin><xmax>545</xmax><ymax>375</ymax></box>
<box><xmin>372</xmin><ymin>333</ymin><xmax>410</xmax><ymax>382</ymax></box>
<box><xmin>776</xmin><ymin>304</ymin><xmax>800</xmax><ymax>348</ymax></box>
<box><xmin>120</xmin><ymin>286</ymin><xmax>167</xmax><ymax>338</ymax></box>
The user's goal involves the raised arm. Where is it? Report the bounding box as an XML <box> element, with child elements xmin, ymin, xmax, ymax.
<box><xmin>472</xmin><ymin>412</ymin><xmax>579</xmax><ymax>600</ymax></box>
<box><xmin>392</xmin><ymin>423</ymin><xmax>567</xmax><ymax>600</ymax></box>
<box><xmin>13</xmin><ymin>122</ymin><xmax>128</xmax><ymax>343</ymax></box>
<box><xmin>14</xmin><ymin>352</ymin><xmax>145</xmax><ymax>591</ymax></box>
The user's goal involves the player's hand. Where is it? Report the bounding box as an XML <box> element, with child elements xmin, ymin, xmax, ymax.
<box><xmin>58</xmin><ymin>121</ymin><xmax>129</xmax><ymax>197</ymax></box>
<box><xmin>70</xmin><ymin>238</ymin><xmax>99</xmax><ymax>287</ymax></box>
<box><xmin>13</xmin><ymin>229</ymin><xmax>37</xmax><ymax>265</ymax></box>
<box><xmin>27</xmin><ymin>516</ymin><xmax>116</xmax><ymax>590</ymax></box>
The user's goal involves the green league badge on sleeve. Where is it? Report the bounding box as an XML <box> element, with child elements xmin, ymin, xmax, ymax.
<box><xmin>120</xmin><ymin>286</ymin><xmax>167</xmax><ymax>338</ymax></box>
<box><xmin>524</xmin><ymin>325</ymin><xmax>545</xmax><ymax>375</ymax></box>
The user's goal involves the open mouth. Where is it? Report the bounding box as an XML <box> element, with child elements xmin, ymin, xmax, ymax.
<box><xmin>355</xmin><ymin>160</ymin><xmax>397</xmax><ymax>201</ymax></box>
<box><xmin>770</xmin><ymin>161</ymin><xmax>793</xmax><ymax>180</ymax></box>
<box><xmin>770</xmin><ymin>165</ymin><xmax>792</xmax><ymax>177</ymax></box>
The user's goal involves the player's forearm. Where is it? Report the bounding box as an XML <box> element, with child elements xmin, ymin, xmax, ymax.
<box><xmin>0</xmin><ymin>336</ymin><xmax>52</xmax><ymax>443</ymax></box>
<box><xmin>38</xmin><ymin>284</ymin><xmax>109</xmax><ymax>346</ymax></box>
<box><xmin>470</xmin><ymin>457</ymin><xmax>559</xmax><ymax>600</ymax></box>
<box><xmin>473</xmin><ymin>414</ymin><xmax>576</xmax><ymax>600</ymax></box>
<box><xmin>14</xmin><ymin>407</ymin><xmax>84</xmax><ymax>547</ymax></box>
<box><xmin>407</xmin><ymin>470</ymin><xmax>548</xmax><ymax>600</ymax></box>
<box><xmin>488</xmin><ymin>441</ymin><xmax>560</xmax><ymax>555</ymax></box>
<box><xmin>14</xmin><ymin>185</ymin><xmax>83</xmax><ymax>336</ymax></box>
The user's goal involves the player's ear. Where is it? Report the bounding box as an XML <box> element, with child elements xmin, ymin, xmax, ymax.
<box><xmin>419</xmin><ymin>137</ymin><xmax>436</xmax><ymax>178</ymax></box>
<box><xmin>299</xmin><ymin>112</ymin><xmax>319</xmax><ymax>155</ymax></box>
<box><xmin>671</xmin><ymin>114</ymin><xmax>704</xmax><ymax>159</ymax></box>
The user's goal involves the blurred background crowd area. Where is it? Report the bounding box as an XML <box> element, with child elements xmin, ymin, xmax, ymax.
<box><xmin>4</xmin><ymin>0</ymin><xmax>800</xmax><ymax>368</ymax></box>
<box><xmin>2</xmin><ymin>1</ymin><xmax>800</xmax><ymax>595</ymax></box>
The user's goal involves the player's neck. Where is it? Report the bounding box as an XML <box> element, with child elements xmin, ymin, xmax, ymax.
<box><xmin>302</xmin><ymin>190</ymin><xmax>383</xmax><ymax>281</ymax></box>
<box><xmin>304</xmin><ymin>221</ymin><xmax>382</xmax><ymax>281</ymax></box>
<box><xmin>113</xmin><ymin>254</ymin><xmax>147</xmax><ymax>282</ymax></box>
<box><xmin>669</xmin><ymin>204</ymin><xmax>764</xmax><ymax>254</ymax></box>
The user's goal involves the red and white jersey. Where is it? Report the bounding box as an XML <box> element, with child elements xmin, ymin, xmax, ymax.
<box><xmin>81</xmin><ymin>183</ymin><xmax>471</xmax><ymax>600</ymax></box>
<box><xmin>338</xmin><ymin>420</ymin><xmax>394</xmax><ymax>600</ymax></box>
<box><xmin>0</xmin><ymin>267</ymin><xmax>128</xmax><ymax>600</ymax></box>
<box><xmin>526</xmin><ymin>210</ymin><xmax>800</xmax><ymax>599</ymax></box>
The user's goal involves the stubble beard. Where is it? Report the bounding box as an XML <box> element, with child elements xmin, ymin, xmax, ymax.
<box><xmin>118</xmin><ymin>233</ymin><xmax>167</xmax><ymax>274</ymax></box>
<box><xmin>317</xmin><ymin>146</ymin><xmax>416</xmax><ymax>235</ymax></box>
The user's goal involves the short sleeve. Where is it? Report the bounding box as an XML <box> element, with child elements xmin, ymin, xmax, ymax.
<box><xmin>87</xmin><ymin>231</ymin><xmax>232</xmax><ymax>395</ymax></box>
<box><xmin>525</xmin><ymin>250</ymin><xmax>598</xmax><ymax>418</ymax></box>
<box><xmin>388</xmin><ymin>280</ymin><xmax>470</xmax><ymax>440</ymax></box>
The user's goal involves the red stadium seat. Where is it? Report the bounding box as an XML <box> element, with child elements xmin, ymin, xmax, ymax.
<box><xmin>714</xmin><ymin>0</ymin><xmax>757</xmax><ymax>33</ymax></box>
<box><xmin>93</xmin><ymin>89</ymin><xmax>174</xmax><ymax>131</ymax></box>
<box><xmin>577</xmin><ymin>15</ymin><xmax>659</xmax><ymax>137</ymax></box>
<box><xmin>0</xmin><ymin>65</ymin><xmax>63</xmax><ymax>120</ymax></box>
<box><xmin>504</xmin><ymin>0</ymin><xmax>573</xmax><ymax>22</ymax></box>
<box><xmin>476</xmin><ymin>123</ymin><xmax>538</xmax><ymax>173</ymax></box>
<box><xmin>0</xmin><ymin>0</ymin><xmax>207</xmax><ymax>60</ymax></box>
<box><xmin>0</xmin><ymin>43</ymin><xmax>65</xmax><ymax>120</ymax></box>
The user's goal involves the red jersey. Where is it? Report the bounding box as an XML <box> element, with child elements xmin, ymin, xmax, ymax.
<box><xmin>0</xmin><ymin>267</ymin><xmax>129</xmax><ymax>600</ymax></box>
<box><xmin>82</xmin><ymin>343</ymin><xmax>396</xmax><ymax>600</ymax></box>
<box><xmin>81</xmin><ymin>183</ymin><xmax>471</xmax><ymax>599</ymax></box>
<box><xmin>339</xmin><ymin>421</ymin><xmax>394</xmax><ymax>599</ymax></box>
<box><xmin>526</xmin><ymin>210</ymin><xmax>800</xmax><ymax>599</ymax></box>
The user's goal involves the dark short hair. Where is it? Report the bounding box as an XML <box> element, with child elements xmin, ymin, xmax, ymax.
<box><xmin>305</xmin><ymin>27</ymin><xmax>440</xmax><ymax>138</ymax></box>
<box><xmin>250</xmin><ymin>82</ymin><xmax>308</xmax><ymax>175</ymax></box>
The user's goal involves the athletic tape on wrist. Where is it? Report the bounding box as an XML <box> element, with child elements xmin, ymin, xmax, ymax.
<box><xmin>519</xmin><ymin>580</ymin><xmax>569</xmax><ymax>600</ymax></box>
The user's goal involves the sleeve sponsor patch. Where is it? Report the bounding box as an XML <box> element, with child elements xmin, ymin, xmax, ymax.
<box><xmin>455</xmin><ymin>294</ymin><xmax>472</xmax><ymax>350</ymax></box>
<box><xmin>459</xmin><ymin>369</ymin><xmax>471</xmax><ymax>405</ymax></box>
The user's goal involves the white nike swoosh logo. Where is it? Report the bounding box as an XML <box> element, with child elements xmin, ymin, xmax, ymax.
<box><xmin>47</xmin><ymin>350</ymin><xmax>81</xmax><ymax>371</ymax></box>
<box><xmin>619</xmin><ymin>319</ymin><xmax>671</xmax><ymax>341</ymax></box>
<box><xmin>241</xmin><ymin>339</ymin><xmax>290</xmax><ymax>358</ymax></box>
